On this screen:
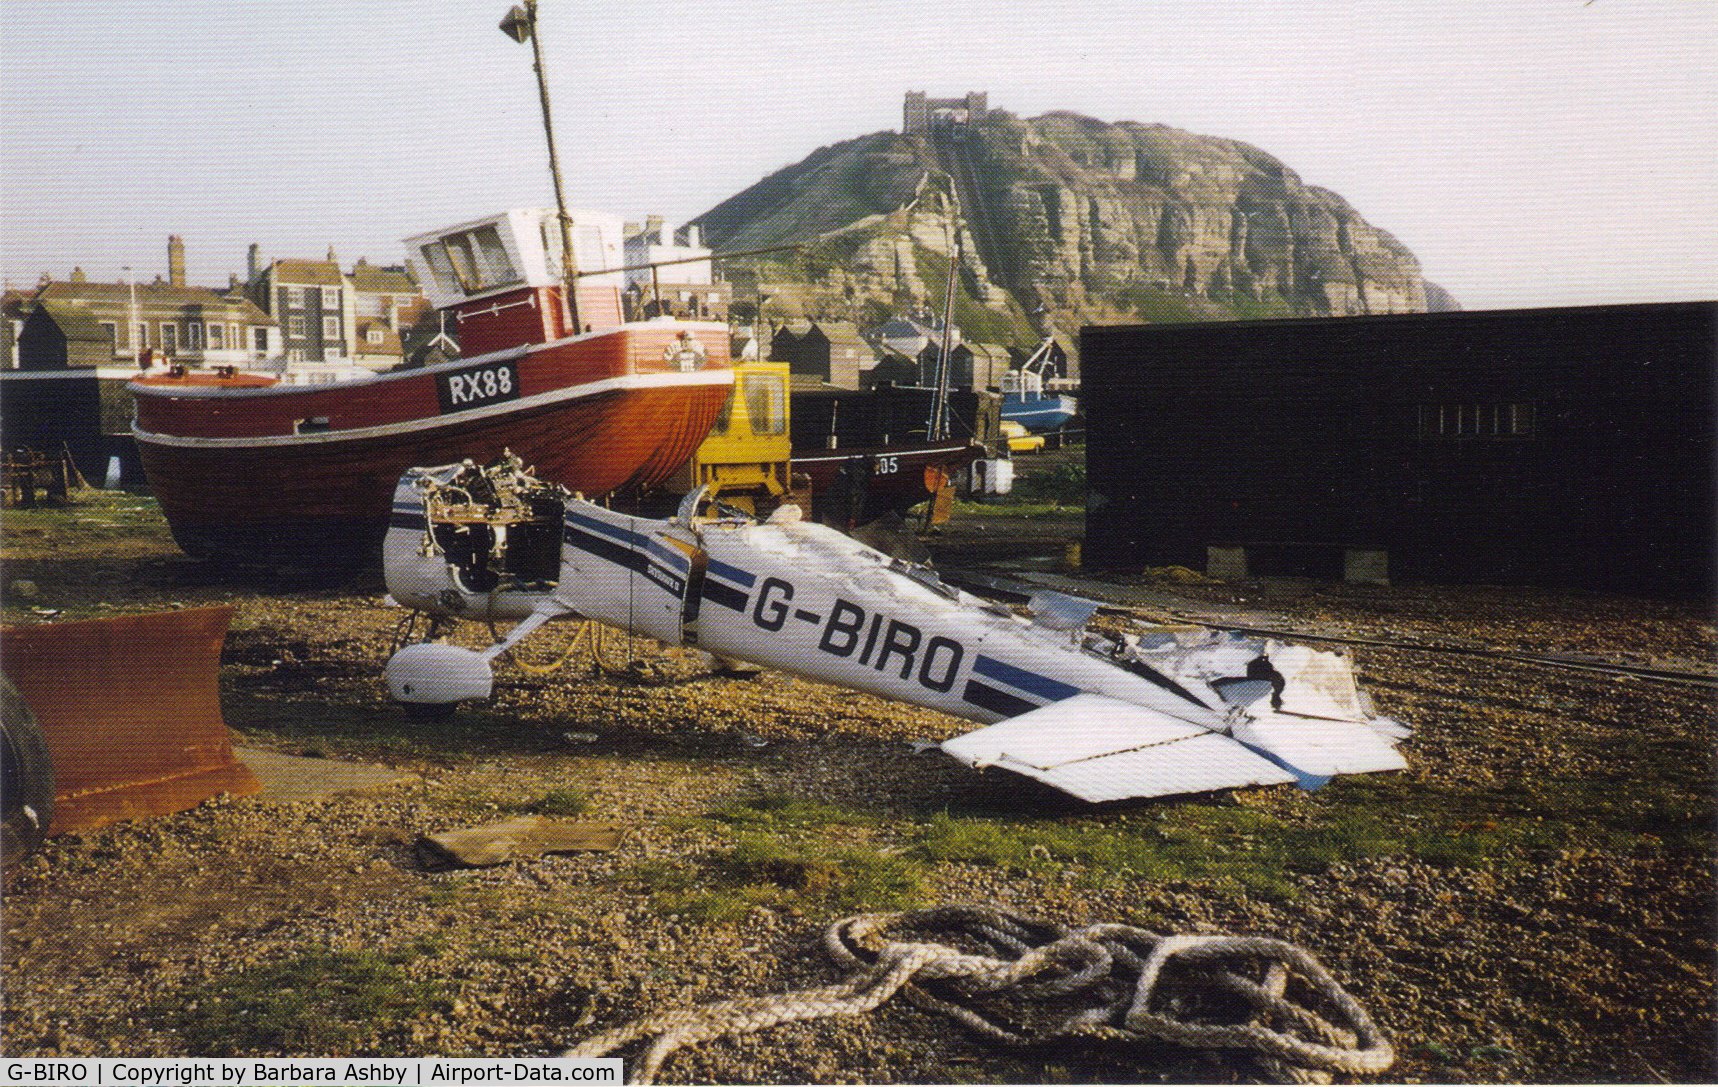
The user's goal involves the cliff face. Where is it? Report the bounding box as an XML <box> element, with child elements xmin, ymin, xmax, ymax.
<box><xmin>692</xmin><ymin>110</ymin><xmax>1447</xmax><ymax>346</ymax></box>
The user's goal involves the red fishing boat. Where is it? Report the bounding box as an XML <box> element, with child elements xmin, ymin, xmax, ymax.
<box><xmin>131</xmin><ymin>208</ymin><xmax>733</xmax><ymax>563</ymax></box>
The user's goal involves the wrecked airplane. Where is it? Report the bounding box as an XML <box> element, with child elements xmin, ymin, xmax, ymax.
<box><xmin>382</xmin><ymin>456</ymin><xmax>1409</xmax><ymax>803</ymax></box>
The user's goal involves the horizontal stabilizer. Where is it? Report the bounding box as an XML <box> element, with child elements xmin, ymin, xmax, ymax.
<box><xmin>1230</xmin><ymin>713</ymin><xmax>1409</xmax><ymax>780</ymax></box>
<box><xmin>941</xmin><ymin>693</ymin><xmax>1298</xmax><ymax>803</ymax></box>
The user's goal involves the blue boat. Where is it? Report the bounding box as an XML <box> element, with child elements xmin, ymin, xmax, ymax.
<box><xmin>1001</xmin><ymin>338</ymin><xmax>1076</xmax><ymax>430</ymax></box>
<box><xmin>1001</xmin><ymin>388</ymin><xmax>1078</xmax><ymax>431</ymax></box>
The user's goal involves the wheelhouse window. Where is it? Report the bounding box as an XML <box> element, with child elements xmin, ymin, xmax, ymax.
<box><xmin>420</xmin><ymin>224</ymin><xmax>521</xmax><ymax>296</ymax></box>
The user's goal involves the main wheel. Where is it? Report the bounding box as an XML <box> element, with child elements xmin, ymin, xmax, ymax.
<box><xmin>2</xmin><ymin>678</ymin><xmax>55</xmax><ymax>863</ymax></box>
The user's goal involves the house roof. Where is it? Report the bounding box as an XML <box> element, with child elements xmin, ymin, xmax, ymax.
<box><xmin>28</xmin><ymin>300</ymin><xmax>110</xmax><ymax>342</ymax></box>
<box><xmin>809</xmin><ymin>321</ymin><xmax>868</xmax><ymax>347</ymax></box>
<box><xmin>350</xmin><ymin>261</ymin><xmax>418</xmax><ymax>294</ymax></box>
<box><xmin>269</xmin><ymin>259</ymin><xmax>344</xmax><ymax>286</ymax></box>
<box><xmin>30</xmin><ymin>280</ymin><xmax>271</xmax><ymax>322</ymax></box>
<box><xmin>355</xmin><ymin>321</ymin><xmax>404</xmax><ymax>354</ymax></box>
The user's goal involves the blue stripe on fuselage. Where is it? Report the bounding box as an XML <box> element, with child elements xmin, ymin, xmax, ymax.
<box><xmin>565</xmin><ymin>508</ymin><xmax>646</xmax><ymax>549</ymax></box>
<box><xmin>562</xmin><ymin>514</ymin><xmax>685</xmax><ymax>597</ymax></box>
<box><xmin>645</xmin><ymin>538</ymin><xmax>690</xmax><ymax>574</ymax></box>
<box><xmin>971</xmin><ymin>654</ymin><xmax>1082</xmax><ymax>704</ymax></box>
<box><xmin>705</xmin><ymin>558</ymin><xmax>756</xmax><ymax>587</ymax></box>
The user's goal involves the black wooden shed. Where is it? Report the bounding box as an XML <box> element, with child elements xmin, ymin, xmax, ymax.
<box><xmin>1081</xmin><ymin>301</ymin><xmax>1715</xmax><ymax>594</ymax></box>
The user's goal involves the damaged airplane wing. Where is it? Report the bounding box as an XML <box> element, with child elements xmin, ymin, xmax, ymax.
<box><xmin>381</xmin><ymin>456</ymin><xmax>1409</xmax><ymax>803</ymax></box>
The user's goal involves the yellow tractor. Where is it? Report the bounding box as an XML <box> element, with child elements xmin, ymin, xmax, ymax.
<box><xmin>662</xmin><ymin>355</ymin><xmax>798</xmax><ymax>515</ymax></box>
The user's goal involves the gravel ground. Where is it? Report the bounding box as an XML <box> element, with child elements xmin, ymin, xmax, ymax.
<box><xmin>2</xmin><ymin>491</ymin><xmax>1714</xmax><ymax>1083</ymax></box>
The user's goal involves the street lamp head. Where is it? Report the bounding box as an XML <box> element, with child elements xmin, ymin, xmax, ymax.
<box><xmin>499</xmin><ymin>4</ymin><xmax>533</xmax><ymax>43</ymax></box>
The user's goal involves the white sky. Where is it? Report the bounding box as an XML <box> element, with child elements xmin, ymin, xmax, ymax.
<box><xmin>2</xmin><ymin>0</ymin><xmax>1713</xmax><ymax>311</ymax></box>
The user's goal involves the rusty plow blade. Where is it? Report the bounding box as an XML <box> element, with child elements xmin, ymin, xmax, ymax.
<box><xmin>2</xmin><ymin>606</ymin><xmax>259</xmax><ymax>837</ymax></box>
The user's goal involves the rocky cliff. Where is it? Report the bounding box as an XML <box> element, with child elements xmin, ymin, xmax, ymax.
<box><xmin>692</xmin><ymin>109</ymin><xmax>1451</xmax><ymax>351</ymax></box>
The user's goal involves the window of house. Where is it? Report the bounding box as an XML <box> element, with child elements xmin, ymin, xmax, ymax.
<box><xmin>136</xmin><ymin>323</ymin><xmax>149</xmax><ymax>349</ymax></box>
<box><xmin>207</xmin><ymin>324</ymin><xmax>224</xmax><ymax>349</ymax></box>
<box><xmin>254</xmin><ymin>328</ymin><xmax>270</xmax><ymax>354</ymax></box>
<box><xmin>742</xmin><ymin>373</ymin><xmax>787</xmax><ymax>436</ymax></box>
<box><xmin>160</xmin><ymin>324</ymin><xmax>177</xmax><ymax>354</ymax></box>
<box><xmin>367</xmin><ymin>328</ymin><xmax>385</xmax><ymax>346</ymax></box>
<box><xmin>187</xmin><ymin>323</ymin><xmax>203</xmax><ymax>350</ymax></box>
<box><xmin>285</xmin><ymin>286</ymin><xmax>305</xmax><ymax>309</ymax></box>
<box><xmin>99</xmin><ymin>322</ymin><xmax>117</xmax><ymax>355</ymax></box>
<box><xmin>324</xmin><ymin>315</ymin><xmax>340</xmax><ymax>340</ymax></box>
<box><xmin>288</xmin><ymin>315</ymin><xmax>306</xmax><ymax>338</ymax></box>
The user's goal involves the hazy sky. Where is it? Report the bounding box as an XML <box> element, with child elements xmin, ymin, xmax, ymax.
<box><xmin>3</xmin><ymin>0</ymin><xmax>1713</xmax><ymax>311</ymax></box>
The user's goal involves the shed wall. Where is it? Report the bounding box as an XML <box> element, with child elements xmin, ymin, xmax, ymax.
<box><xmin>1082</xmin><ymin>302</ymin><xmax>1715</xmax><ymax>594</ymax></box>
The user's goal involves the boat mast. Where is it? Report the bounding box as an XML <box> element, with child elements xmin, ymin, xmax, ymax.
<box><xmin>929</xmin><ymin>231</ymin><xmax>959</xmax><ymax>442</ymax></box>
<box><xmin>502</xmin><ymin>1</ymin><xmax>580</xmax><ymax>335</ymax></box>
<box><xmin>928</xmin><ymin>172</ymin><xmax>961</xmax><ymax>443</ymax></box>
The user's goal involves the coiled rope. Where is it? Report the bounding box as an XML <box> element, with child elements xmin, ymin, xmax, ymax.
<box><xmin>561</xmin><ymin>906</ymin><xmax>1394</xmax><ymax>1084</ymax></box>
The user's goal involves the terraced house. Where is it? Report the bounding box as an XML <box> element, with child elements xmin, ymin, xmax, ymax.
<box><xmin>3</xmin><ymin>240</ymin><xmax>277</xmax><ymax>372</ymax></box>
<box><xmin>245</xmin><ymin>248</ymin><xmax>427</xmax><ymax>369</ymax></box>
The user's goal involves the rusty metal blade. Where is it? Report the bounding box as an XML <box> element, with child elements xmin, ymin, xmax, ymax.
<box><xmin>1</xmin><ymin>606</ymin><xmax>259</xmax><ymax>836</ymax></box>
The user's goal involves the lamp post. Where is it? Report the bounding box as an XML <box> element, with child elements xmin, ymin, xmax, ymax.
<box><xmin>501</xmin><ymin>1</ymin><xmax>580</xmax><ymax>334</ymax></box>
<box><xmin>123</xmin><ymin>266</ymin><xmax>141</xmax><ymax>368</ymax></box>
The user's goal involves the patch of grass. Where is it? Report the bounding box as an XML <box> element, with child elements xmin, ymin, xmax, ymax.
<box><xmin>632</xmin><ymin>833</ymin><xmax>921</xmax><ymax>923</ymax></box>
<box><xmin>523</xmin><ymin>787</ymin><xmax>588</xmax><ymax>819</ymax></box>
<box><xmin>149</xmin><ymin>945</ymin><xmax>453</xmax><ymax>1056</ymax></box>
<box><xmin>1008</xmin><ymin>461</ymin><xmax>1086</xmax><ymax>507</ymax></box>
<box><xmin>703</xmin><ymin>792</ymin><xmax>852</xmax><ymax>830</ymax></box>
<box><xmin>914</xmin><ymin>810</ymin><xmax>1299</xmax><ymax>899</ymax></box>
<box><xmin>949</xmin><ymin>499</ymin><xmax>1079</xmax><ymax>518</ymax></box>
<box><xmin>908</xmin><ymin>794</ymin><xmax>1577</xmax><ymax>900</ymax></box>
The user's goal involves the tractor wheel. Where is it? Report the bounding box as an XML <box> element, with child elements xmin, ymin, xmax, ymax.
<box><xmin>2</xmin><ymin>678</ymin><xmax>55</xmax><ymax>864</ymax></box>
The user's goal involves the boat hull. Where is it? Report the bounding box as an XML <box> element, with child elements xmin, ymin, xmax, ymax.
<box><xmin>132</xmin><ymin>324</ymin><xmax>731</xmax><ymax>564</ymax></box>
<box><xmin>792</xmin><ymin>439</ymin><xmax>984</xmax><ymax>527</ymax></box>
<box><xmin>1001</xmin><ymin>394</ymin><xmax>1077</xmax><ymax>431</ymax></box>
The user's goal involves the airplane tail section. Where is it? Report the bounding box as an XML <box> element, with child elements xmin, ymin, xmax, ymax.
<box><xmin>941</xmin><ymin>694</ymin><xmax>1299</xmax><ymax>802</ymax></box>
<box><xmin>941</xmin><ymin>690</ymin><xmax>1407</xmax><ymax>803</ymax></box>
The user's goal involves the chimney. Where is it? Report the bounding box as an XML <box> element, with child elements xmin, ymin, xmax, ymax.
<box><xmin>685</xmin><ymin>225</ymin><xmax>701</xmax><ymax>248</ymax></box>
<box><xmin>248</xmin><ymin>244</ymin><xmax>261</xmax><ymax>280</ymax></box>
<box><xmin>169</xmin><ymin>236</ymin><xmax>186</xmax><ymax>288</ymax></box>
<box><xmin>647</xmin><ymin>215</ymin><xmax>666</xmax><ymax>246</ymax></box>
<box><xmin>70</xmin><ymin>267</ymin><xmax>86</xmax><ymax>284</ymax></box>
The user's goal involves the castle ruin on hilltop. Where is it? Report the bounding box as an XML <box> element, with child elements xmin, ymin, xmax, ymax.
<box><xmin>903</xmin><ymin>91</ymin><xmax>987</xmax><ymax>134</ymax></box>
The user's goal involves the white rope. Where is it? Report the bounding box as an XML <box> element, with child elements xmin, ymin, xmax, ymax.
<box><xmin>560</xmin><ymin>906</ymin><xmax>1394</xmax><ymax>1084</ymax></box>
